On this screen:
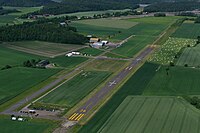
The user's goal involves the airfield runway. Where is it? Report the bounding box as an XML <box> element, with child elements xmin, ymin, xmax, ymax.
<box><xmin>69</xmin><ymin>46</ymin><xmax>155</xmax><ymax>121</ymax></box>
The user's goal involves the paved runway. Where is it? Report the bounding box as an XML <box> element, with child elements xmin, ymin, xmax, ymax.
<box><xmin>69</xmin><ymin>46</ymin><xmax>155</xmax><ymax>121</ymax></box>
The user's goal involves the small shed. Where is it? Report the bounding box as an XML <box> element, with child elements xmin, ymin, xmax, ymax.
<box><xmin>90</xmin><ymin>38</ymin><xmax>100</xmax><ymax>43</ymax></box>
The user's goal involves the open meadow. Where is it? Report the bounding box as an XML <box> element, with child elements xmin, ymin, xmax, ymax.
<box><xmin>148</xmin><ymin>37</ymin><xmax>197</xmax><ymax>65</ymax></box>
<box><xmin>39</xmin><ymin>71</ymin><xmax>111</xmax><ymax>108</ymax></box>
<box><xmin>5</xmin><ymin>41</ymin><xmax>84</xmax><ymax>57</ymax></box>
<box><xmin>177</xmin><ymin>44</ymin><xmax>200</xmax><ymax>67</ymax></box>
<box><xmin>0</xmin><ymin>6</ymin><xmax>42</xmax><ymax>26</ymax></box>
<box><xmin>79</xmin><ymin>47</ymin><xmax>104</xmax><ymax>56</ymax></box>
<box><xmin>144</xmin><ymin>66</ymin><xmax>200</xmax><ymax>95</ymax></box>
<box><xmin>172</xmin><ymin>23</ymin><xmax>200</xmax><ymax>39</ymax></box>
<box><xmin>112</xmin><ymin>35</ymin><xmax>156</xmax><ymax>57</ymax></box>
<box><xmin>98</xmin><ymin>96</ymin><xmax>200</xmax><ymax>133</ymax></box>
<box><xmin>0</xmin><ymin>67</ymin><xmax>60</xmax><ymax>105</ymax></box>
<box><xmin>0</xmin><ymin>116</ymin><xmax>57</xmax><ymax>133</ymax></box>
<box><xmin>0</xmin><ymin>46</ymin><xmax>42</xmax><ymax>68</ymax></box>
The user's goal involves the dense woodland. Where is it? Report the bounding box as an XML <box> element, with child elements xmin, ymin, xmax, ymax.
<box><xmin>0</xmin><ymin>0</ymin><xmax>53</xmax><ymax>7</ymax></box>
<box><xmin>144</xmin><ymin>2</ymin><xmax>200</xmax><ymax>12</ymax></box>
<box><xmin>0</xmin><ymin>18</ymin><xmax>87</xmax><ymax>44</ymax></box>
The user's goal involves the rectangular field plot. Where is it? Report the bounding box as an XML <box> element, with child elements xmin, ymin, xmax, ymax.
<box><xmin>0</xmin><ymin>46</ymin><xmax>42</xmax><ymax>68</ymax></box>
<box><xmin>149</xmin><ymin>37</ymin><xmax>196</xmax><ymax>65</ymax></box>
<box><xmin>5</xmin><ymin>41</ymin><xmax>83</xmax><ymax>57</ymax></box>
<box><xmin>172</xmin><ymin>23</ymin><xmax>200</xmax><ymax>39</ymax></box>
<box><xmin>0</xmin><ymin>67</ymin><xmax>60</xmax><ymax>105</ymax></box>
<box><xmin>0</xmin><ymin>116</ymin><xmax>56</xmax><ymax>133</ymax></box>
<box><xmin>144</xmin><ymin>66</ymin><xmax>200</xmax><ymax>95</ymax></box>
<box><xmin>98</xmin><ymin>96</ymin><xmax>200</xmax><ymax>133</ymax></box>
<box><xmin>112</xmin><ymin>35</ymin><xmax>156</xmax><ymax>57</ymax></box>
<box><xmin>39</xmin><ymin>71</ymin><xmax>111</xmax><ymax>107</ymax></box>
<box><xmin>74</xmin><ymin>19</ymin><xmax>138</xmax><ymax>29</ymax></box>
<box><xmin>177</xmin><ymin>44</ymin><xmax>200</xmax><ymax>67</ymax></box>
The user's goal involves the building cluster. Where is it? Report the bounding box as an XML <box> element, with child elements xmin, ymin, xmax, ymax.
<box><xmin>88</xmin><ymin>35</ymin><xmax>109</xmax><ymax>48</ymax></box>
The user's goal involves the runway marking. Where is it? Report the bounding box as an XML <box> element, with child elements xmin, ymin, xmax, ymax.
<box><xmin>68</xmin><ymin>113</ymin><xmax>77</xmax><ymax>120</ymax></box>
<box><xmin>74</xmin><ymin>114</ymin><xmax>82</xmax><ymax>121</ymax></box>
<box><xmin>77</xmin><ymin>114</ymin><xmax>85</xmax><ymax>121</ymax></box>
<box><xmin>128</xmin><ymin>67</ymin><xmax>133</xmax><ymax>70</ymax></box>
<box><xmin>70</xmin><ymin>113</ymin><xmax>79</xmax><ymax>120</ymax></box>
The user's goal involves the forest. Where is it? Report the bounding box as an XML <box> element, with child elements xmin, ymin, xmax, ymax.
<box><xmin>144</xmin><ymin>2</ymin><xmax>200</xmax><ymax>12</ymax></box>
<box><xmin>0</xmin><ymin>18</ymin><xmax>87</xmax><ymax>44</ymax></box>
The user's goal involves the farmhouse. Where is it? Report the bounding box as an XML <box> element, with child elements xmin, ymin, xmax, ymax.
<box><xmin>90</xmin><ymin>38</ymin><xmax>100</xmax><ymax>43</ymax></box>
<box><xmin>36</xmin><ymin>60</ymin><xmax>50</xmax><ymax>67</ymax></box>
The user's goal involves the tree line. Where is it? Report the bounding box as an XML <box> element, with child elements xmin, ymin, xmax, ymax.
<box><xmin>144</xmin><ymin>2</ymin><xmax>200</xmax><ymax>12</ymax></box>
<box><xmin>0</xmin><ymin>17</ymin><xmax>87</xmax><ymax>44</ymax></box>
<box><xmin>0</xmin><ymin>7</ymin><xmax>19</xmax><ymax>15</ymax></box>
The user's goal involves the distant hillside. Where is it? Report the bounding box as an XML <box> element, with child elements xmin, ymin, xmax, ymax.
<box><xmin>0</xmin><ymin>0</ymin><xmax>54</xmax><ymax>7</ymax></box>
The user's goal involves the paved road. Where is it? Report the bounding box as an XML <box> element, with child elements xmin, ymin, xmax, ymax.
<box><xmin>68</xmin><ymin>46</ymin><xmax>155</xmax><ymax>121</ymax></box>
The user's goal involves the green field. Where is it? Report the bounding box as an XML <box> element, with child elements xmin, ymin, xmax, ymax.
<box><xmin>172</xmin><ymin>23</ymin><xmax>200</xmax><ymax>39</ymax></box>
<box><xmin>74</xmin><ymin>19</ymin><xmax>138</xmax><ymax>29</ymax></box>
<box><xmin>6</xmin><ymin>41</ymin><xmax>83</xmax><ymax>57</ymax></box>
<box><xmin>149</xmin><ymin>37</ymin><xmax>196</xmax><ymax>65</ymax></box>
<box><xmin>79</xmin><ymin>63</ymin><xmax>159</xmax><ymax>133</ymax></box>
<box><xmin>85</xmin><ymin>59</ymin><xmax>127</xmax><ymax>72</ymax></box>
<box><xmin>144</xmin><ymin>66</ymin><xmax>200</xmax><ymax>95</ymax></box>
<box><xmin>50</xmin><ymin>56</ymin><xmax>88</xmax><ymax>68</ymax></box>
<box><xmin>0</xmin><ymin>7</ymin><xmax>42</xmax><ymax>26</ymax></box>
<box><xmin>0</xmin><ymin>116</ymin><xmax>57</xmax><ymax>133</ymax></box>
<box><xmin>112</xmin><ymin>35</ymin><xmax>156</xmax><ymax>57</ymax></box>
<box><xmin>79</xmin><ymin>47</ymin><xmax>104</xmax><ymax>56</ymax></box>
<box><xmin>0</xmin><ymin>46</ymin><xmax>42</xmax><ymax>68</ymax></box>
<box><xmin>177</xmin><ymin>44</ymin><xmax>200</xmax><ymax>67</ymax></box>
<box><xmin>39</xmin><ymin>71</ymin><xmax>111</xmax><ymax>107</ymax></box>
<box><xmin>98</xmin><ymin>96</ymin><xmax>200</xmax><ymax>133</ymax></box>
<box><xmin>0</xmin><ymin>67</ymin><xmax>60</xmax><ymax>105</ymax></box>
<box><xmin>71</xmin><ymin>22</ymin><xmax>123</xmax><ymax>38</ymax></box>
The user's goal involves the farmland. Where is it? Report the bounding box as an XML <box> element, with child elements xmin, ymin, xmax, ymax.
<box><xmin>0</xmin><ymin>116</ymin><xmax>57</xmax><ymax>133</ymax></box>
<box><xmin>177</xmin><ymin>44</ymin><xmax>200</xmax><ymax>67</ymax></box>
<box><xmin>0</xmin><ymin>6</ymin><xmax>42</xmax><ymax>26</ymax></box>
<box><xmin>144</xmin><ymin>66</ymin><xmax>200</xmax><ymax>95</ymax></box>
<box><xmin>79</xmin><ymin>47</ymin><xmax>104</xmax><ymax>56</ymax></box>
<box><xmin>172</xmin><ymin>23</ymin><xmax>200</xmax><ymax>39</ymax></box>
<box><xmin>79</xmin><ymin>63</ymin><xmax>159</xmax><ymax>133</ymax></box>
<box><xmin>39</xmin><ymin>71</ymin><xmax>111</xmax><ymax>108</ymax></box>
<box><xmin>98</xmin><ymin>96</ymin><xmax>200</xmax><ymax>133</ymax></box>
<box><xmin>112</xmin><ymin>35</ymin><xmax>156</xmax><ymax>57</ymax></box>
<box><xmin>74</xmin><ymin>19</ymin><xmax>138</xmax><ymax>29</ymax></box>
<box><xmin>0</xmin><ymin>46</ymin><xmax>42</xmax><ymax>68</ymax></box>
<box><xmin>50</xmin><ymin>56</ymin><xmax>88</xmax><ymax>68</ymax></box>
<box><xmin>0</xmin><ymin>67</ymin><xmax>60</xmax><ymax>105</ymax></box>
<box><xmin>5</xmin><ymin>41</ymin><xmax>84</xmax><ymax>57</ymax></box>
<box><xmin>149</xmin><ymin>37</ymin><xmax>196</xmax><ymax>65</ymax></box>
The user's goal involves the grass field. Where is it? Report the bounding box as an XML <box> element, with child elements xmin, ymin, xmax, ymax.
<box><xmin>0</xmin><ymin>116</ymin><xmax>57</xmax><ymax>133</ymax></box>
<box><xmin>84</xmin><ymin>59</ymin><xmax>127</xmax><ymax>72</ymax></box>
<box><xmin>149</xmin><ymin>37</ymin><xmax>197</xmax><ymax>65</ymax></box>
<box><xmin>112</xmin><ymin>35</ymin><xmax>156</xmax><ymax>57</ymax></box>
<box><xmin>39</xmin><ymin>71</ymin><xmax>111</xmax><ymax>108</ymax></box>
<box><xmin>0</xmin><ymin>46</ymin><xmax>42</xmax><ymax>68</ymax></box>
<box><xmin>0</xmin><ymin>67</ymin><xmax>60</xmax><ymax>105</ymax></box>
<box><xmin>74</xmin><ymin>19</ymin><xmax>138</xmax><ymax>29</ymax></box>
<box><xmin>50</xmin><ymin>56</ymin><xmax>88</xmax><ymax>68</ymax></box>
<box><xmin>6</xmin><ymin>41</ymin><xmax>83</xmax><ymax>57</ymax></box>
<box><xmin>144</xmin><ymin>66</ymin><xmax>200</xmax><ymax>95</ymax></box>
<box><xmin>177</xmin><ymin>44</ymin><xmax>200</xmax><ymax>67</ymax></box>
<box><xmin>0</xmin><ymin>7</ymin><xmax>42</xmax><ymax>26</ymax></box>
<box><xmin>172</xmin><ymin>23</ymin><xmax>200</xmax><ymax>39</ymax></box>
<box><xmin>71</xmin><ymin>22</ymin><xmax>123</xmax><ymax>38</ymax></box>
<box><xmin>79</xmin><ymin>47</ymin><xmax>104</xmax><ymax>56</ymax></box>
<box><xmin>79</xmin><ymin>63</ymin><xmax>159</xmax><ymax>133</ymax></box>
<box><xmin>98</xmin><ymin>96</ymin><xmax>200</xmax><ymax>133</ymax></box>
